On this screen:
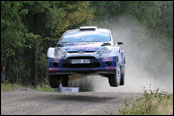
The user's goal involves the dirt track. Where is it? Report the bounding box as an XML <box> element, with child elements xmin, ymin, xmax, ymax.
<box><xmin>1</xmin><ymin>89</ymin><xmax>142</xmax><ymax>115</ymax></box>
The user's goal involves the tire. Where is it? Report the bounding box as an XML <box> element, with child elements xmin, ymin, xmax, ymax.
<box><xmin>62</xmin><ymin>76</ymin><xmax>69</xmax><ymax>87</ymax></box>
<box><xmin>120</xmin><ymin>65</ymin><xmax>125</xmax><ymax>86</ymax></box>
<box><xmin>108</xmin><ymin>63</ymin><xmax>121</xmax><ymax>87</ymax></box>
<box><xmin>48</xmin><ymin>75</ymin><xmax>60</xmax><ymax>88</ymax></box>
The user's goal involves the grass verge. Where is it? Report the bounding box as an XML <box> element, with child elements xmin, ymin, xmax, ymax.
<box><xmin>119</xmin><ymin>88</ymin><xmax>173</xmax><ymax>115</ymax></box>
<box><xmin>35</xmin><ymin>85</ymin><xmax>56</xmax><ymax>92</ymax></box>
<box><xmin>1</xmin><ymin>83</ymin><xmax>55</xmax><ymax>92</ymax></box>
<box><xmin>1</xmin><ymin>83</ymin><xmax>21</xmax><ymax>92</ymax></box>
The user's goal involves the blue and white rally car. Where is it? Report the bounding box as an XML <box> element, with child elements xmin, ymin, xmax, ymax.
<box><xmin>47</xmin><ymin>26</ymin><xmax>125</xmax><ymax>88</ymax></box>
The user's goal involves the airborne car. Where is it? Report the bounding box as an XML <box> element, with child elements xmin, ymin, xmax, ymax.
<box><xmin>47</xmin><ymin>26</ymin><xmax>125</xmax><ymax>88</ymax></box>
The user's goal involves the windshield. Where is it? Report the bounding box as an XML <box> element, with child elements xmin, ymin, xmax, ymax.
<box><xmin>60</xmin><ymin>30</ymin><xmax>111</xmax><ymax>43</ymax></box>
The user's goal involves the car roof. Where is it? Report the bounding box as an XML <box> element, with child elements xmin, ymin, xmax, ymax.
<box><xmin>64</xmin><ymin>28</ymin><xmax>110</xmax><ymax>36</ymax></box>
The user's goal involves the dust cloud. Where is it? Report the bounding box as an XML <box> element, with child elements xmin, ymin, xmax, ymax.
<box><xmin>70</xmin><ymin>15</ymin><xmax>173</xmax><ymax>93</ymax></box>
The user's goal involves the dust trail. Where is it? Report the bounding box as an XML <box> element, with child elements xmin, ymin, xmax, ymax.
<box><xmin>87</xmin><ymin>15</ymin><xmax>173</xmax><ymax>93</ymax></box>
<box><xmin>69</xmin><ymin>15</ymin><xmax>173</xmax><ymax>93</ymax></box>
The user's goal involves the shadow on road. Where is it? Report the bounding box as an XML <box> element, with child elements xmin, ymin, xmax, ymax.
<box><xmin>56</xmin><ymin>94</ymin><xmax>116</xmax><ymax>103</ymax></box>
<box><xmin>10</xmin><ymin>92</ymin><xmax>121</xmax><ymax>104</ymax></box>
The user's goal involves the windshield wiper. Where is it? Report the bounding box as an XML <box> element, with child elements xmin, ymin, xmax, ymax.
<box><xmin>101</xmin><ymin>43</ymin><xmax>111</xmax><ymax>46</ymax></box>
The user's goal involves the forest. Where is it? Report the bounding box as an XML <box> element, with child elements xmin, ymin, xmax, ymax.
<box><xmin>1</xmin><ymin>1</ymin><xmax>173</xmax><ymax>87</ymax></box>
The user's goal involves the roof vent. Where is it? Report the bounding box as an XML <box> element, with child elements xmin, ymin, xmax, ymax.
<box><xmin>79</xmin><ymin>26</ymin><xmax>97</xmax><ymax>31</ymax></box>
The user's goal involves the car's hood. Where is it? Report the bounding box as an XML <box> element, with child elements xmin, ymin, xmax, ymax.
<box><xmin>60</xmin><ymin>42</ymin><xmax>106</xmax><ymax>52</ymax></box>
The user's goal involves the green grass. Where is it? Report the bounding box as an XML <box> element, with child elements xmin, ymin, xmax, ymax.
<box><xmin>1</xmin><ymin>83</ymin><xmax>21</xmax><ymax>92</ymax></box>
<box><xmin>35</xmin><ymin>85</ymin><xmax>56</xmax><ymax>92</ymax></box>
<box><xmin>1</xmin><ymin>83</ymin><xmax>56</xmax><ymax>92</ymax></box>
<box><xmin>119</xmin><ymin>88</ymin><xmax>173</xmax><ymax>115</ymax></box>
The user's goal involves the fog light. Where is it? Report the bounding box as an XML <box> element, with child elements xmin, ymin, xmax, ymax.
<box><xmin>53</xmin><ymin>63</ymin><xmax>59</xmax><ymax>67</ymax></box>
<box><xmin>106</xmin><ymin>61</ymin><xmax>112</xmax><ymax>66</ymax></box>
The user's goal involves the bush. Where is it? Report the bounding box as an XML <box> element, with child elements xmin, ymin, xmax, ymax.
<box><xmin>119</xmin><ymin>88</ymin><xmax>173</xmax><ymax>115</ymax></box>
<box><xmin>1</xmin><ymin>83</ymin><xmax>21</xmax><ymax>92</ymax></box>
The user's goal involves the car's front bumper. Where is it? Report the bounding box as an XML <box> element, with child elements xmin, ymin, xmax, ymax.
<box><xmin>48</xmin><ymin>53</ymin><xmax>118</xmax><ymax>76</ymax></box>
<box><xmin>48</xmin><ymin>67</ymin><xmax>116</xmax><ymax>75</ymax></box>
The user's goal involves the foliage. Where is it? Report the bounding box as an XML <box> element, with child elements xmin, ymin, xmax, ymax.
<box><xmin>1</xmin><ymin>83</ymin><xmax>55</xmax><ymax>92</ymax></box>
<box><xmin>119</xmin><ymin>88</ymin><xmax>173</xmax><ymax>115</ymax></box>
<box><xmin>1</xmin><ymin>83</ymin><xmax>21</xmax><ymax>92</ymax></box>
<box><xmin>35</xmin><ymin>85</ymin><xmax>55</xmax><ymax>92</ymax></box>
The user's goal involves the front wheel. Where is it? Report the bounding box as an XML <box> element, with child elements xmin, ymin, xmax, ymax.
<box><xmin>108</xmin><ymin>64</ymin><xmax>121</xmax><ymax>87</ymax></box>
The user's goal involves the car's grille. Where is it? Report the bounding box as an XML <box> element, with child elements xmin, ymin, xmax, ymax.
<box><xmin>63</xmin><ymin>56</ymin><xmax>101</xmax><ymax>68</ymax></box>
<box><xmin>67</xmin><ymin>51</ymin><xmax>95</xmax><ymax>53</ymax></box>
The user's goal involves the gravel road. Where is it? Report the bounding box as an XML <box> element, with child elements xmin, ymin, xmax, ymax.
<box><xmin>1</xmin><ymin>89</ymin><xmax>142</xmax><ymax>115</ymax></box>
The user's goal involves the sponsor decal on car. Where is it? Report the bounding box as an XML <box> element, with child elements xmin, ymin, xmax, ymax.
<box><xmin>48</xmin><ymin>68</ymin><xmax>59</xmax><ymax>71</ymax></box>
<box><xmin>53</xmin><ymin>58</ymin><xmax>60</xmax><ymax>63</ymax></box>
<box><xmin>103</xmin><ymin>57</ymin><xmax>113</xmax><ymax>62</ymax></box>
<box><xmin>71</xmin><ymin>46</ymin><xmax>95</xmax><ymax>51</ymax></box>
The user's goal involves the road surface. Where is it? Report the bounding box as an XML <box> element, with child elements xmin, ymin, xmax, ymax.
<box><xmin>1</xmin><ymin>89</ymin><xmax>142</xmax><ymax>115</ymax></box>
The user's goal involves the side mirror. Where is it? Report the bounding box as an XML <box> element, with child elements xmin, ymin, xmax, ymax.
<box><xmin>117</xmin><ymin>42</ymin><xmax>123</xmax><ymax>45</ymax></box>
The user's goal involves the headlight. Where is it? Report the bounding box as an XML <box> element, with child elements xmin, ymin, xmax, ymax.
<box><xmin>54</xmin><ymin>48</ymin><xmax>66</xmax><ymax>58</ymax></box>
<box><xmin>96</xmin><ymin>47</ymin><xmax>111</xmax><ymax>55</ymax></box>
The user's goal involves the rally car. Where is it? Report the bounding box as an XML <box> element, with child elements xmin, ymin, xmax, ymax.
<box><xmin>47</xmin><ymin>26</ymin><xmax>125</xmax><ymax>88</ymax></box>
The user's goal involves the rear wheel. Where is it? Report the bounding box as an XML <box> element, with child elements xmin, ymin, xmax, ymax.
<box><xmin>120</xmin><ymin>65</ymin><xmax>125</xmax><ymax>86</ymax></box>
<box><xmin>108</xmin><ymin>63</ymin><xmax>121</xmax><ymax>87</ymax></box>
<box><xmin>48</xmin><ymin>75</ymin><xmax>60</xmax><ymax>88</ymax></box>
